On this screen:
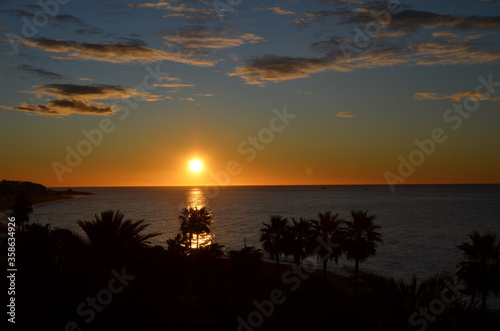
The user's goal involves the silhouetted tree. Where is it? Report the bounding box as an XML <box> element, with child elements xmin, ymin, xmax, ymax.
<box><xmin>361</xmin><ymin>272</ymin><xmax>466</xmax><ymax>330</ymax></box>
<box><xmin>456</xmin><ymin>231</ymin><xmax>500</xmax><ymax>311</ymax></box>
<box><xmin>312</xmin><ymin>211</ymin><xmax>345</xmax><ymax>292</ymax></box>
<box><xmin>10</xmin><ymin>192</ymin><xmax>33</xmax><ymax>230</ymax></box>
<box><xmin>228</xmin><ymin>245</ymin><xmax>263</xmax><ymax>266</ymax></box>
<box><xmin>196</xmin><ymin>242</ymin><xmax>225</xmax><ymax>257</ymax></box>
<box><xmin>344</xmin><ymin>210</ymin><xmax>382</xmax><ymax>286</ymax></box>
<box><xmin>77</xmin><ymin>210</ymin><xmax>160</xmax><ymax>259</ymax></box>
<box><xmin>179</xmin><ymin>207</ymin><xmax>213</xmax><ymax>250</ymax></box>
<box><xmin>167</xmin><ymin>233</ymin><xmax>190</xmax><ymax>256</ymax></box>
<box><xmin>228</xmin><ymin>244</ymin><xmax>263</xmax><ymax>306</ymax></box>
<box><xmin>285</xmin><ymin>217</ymin><xmax>316</xmax><ymax>265</ymax></box>
<box><xmin>259</xmin><ymin>215</ymin><xmax>288</xmax><ymax>269</ymax></box>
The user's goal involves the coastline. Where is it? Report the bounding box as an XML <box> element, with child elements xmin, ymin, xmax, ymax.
<box><xmin>0</xmin><ymin>190</ymin><xmax>92</xmax><ymax>214</ymax></box>
<box><xmin>0</xmin><ymin>194</ymin><xmax>88</xmax><ymax>232</ymax></box>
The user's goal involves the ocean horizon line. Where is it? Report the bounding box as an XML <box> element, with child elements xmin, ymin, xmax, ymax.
<box><xmin>48</xmin><ymin>183</ymin><xmax>500</xmax><ymax>189</ymax></box>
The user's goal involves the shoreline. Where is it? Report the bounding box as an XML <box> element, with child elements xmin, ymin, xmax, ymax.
<box><xmin>0</xmin><ymin>190</ymin><xmax>92</xmax><ymax>214</ymax></box>
<box><xmin>0</xmin><ymin>194</ymin><xmax>87</xmax><ymax>235</ymax></box>
<box><xmin>0</xmin><ymin>194</ymin><xmax>88</xmax><ymax>230</ymax></box>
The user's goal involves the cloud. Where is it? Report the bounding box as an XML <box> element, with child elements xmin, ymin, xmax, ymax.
<box><xmin>228</xmin><ymin>55</ymin><xmax>339</xmax><ymax>85</ymax></box>
<box><xmin>373</xmin><ymin>28</ymin><xmax>415</xmax><ymax>39</ymax></box>
<box><xmin>17</xmin><ymin>37</ymin><xmax>217</xmax><ymax>66</ymax></box>
<box><xmin>25</xmin><ymin>84</ymin><xmax>151</xmax><ymax>100</ymax></box>
<box><xmin>336</xmin><ymin>111</ymin><xmax>355</xmax><ymax>118</ymax></box>
<box><xmin>1</xmin><ymin>99</ymin><xmax>116</xmax><ymax>116</ymax></box>
<box><xmin>1</xmin><ymin>83</ymin><xmax>161</xmax><ymax>116</ymax></box>
<box><xmin>343</xmin><ymin>8</ymin><xmax>500</xmax><ymax>31</ymax></box>
<box><xmin>294</xmin><ymin>18</ymin><xmax>310</xmax><ymax>27</ymax></box>
<box><xmin>51</xmin><ymin>14</ymin><xmax>88</xmax><ymax>26</ymax></box>
<box><xmin>240</xmin><ymin>13</ymin><xmax>499</xmax><ymax>86</ymax></box>
<box><xmin>267</xmin><ymin>7</ymin><xmax>296</xmax><ymax>16</ymax></box>
<box><xmin>414</xmin><ymin>90</ymin><xmax>500</xmax><ymax>102</ymax></box>
<box><xmin>78</xmin><ymin>77</ymin><xmax>93</xmax><ymax>81</ymax></box>
<box><xmin>160</xmin><ymin>77</ymin><xmax>181</xmax><ymax>81</ymax></box>
<box><xmin>431</xmin><ymin>31</ymin><xmax>484</xmax><ymax>40</ymax></box>
<box><xmin>409</xmin><ymin>41</ymin><xmax>500</xmax><ymax>65</ymax></box>
<box><xmin>0</xmin><ymin>74</ymin><xmax>4</xmax><ymax>78</ymax></box>
<box><xmin>128</xmin><ymin>1</ymin><xmax>213</xmax><ymax>15</ymax></box>
<box><xmin>163</xmin><ymin>27</ymin><xmax>266</xmax><ymax>55</ymax></box>
<box><xmin>308</xmin><ymin>2</ymin><xmax>500</xmax><ymax>43</ymax></box>
<box><xmin>18</xmin><ymin>64</ymin><xmax>65</xmax><ymax>80</ymax></box>
<box><xmin>128</xmin><ymin>1</ymin><xmax>217</xmax><ymax>23</ymax></box>
<box><xmin>153</xmin><ymin>83</ymin><xmax>195</xmax><ymax>88</ymax></box>
<box><xmin>179</xmin><ymin>97</ymin><xmax>195</xmax><ymax>102</ymax></box>
<box><xmin>228</xmin><ymin>49</ymin><xmax>407</xmax><ymax>85</ymax></box>
<box><xmin>0</xmin><ymin>9</ymin><xmax>106</xmax><ymax>36</ymax></box>
<box><xmin>230</xmin><ymin>29</ymin><xmax>500</xmax><ymax>85</ymax></box>
<box><xmin>431</xmin><ymin>31</ymin><xmax>461</xmax><ymax>39</ymax></box>
<box><xmin>388</xmin><ymin>10</ymin><xmax>500</xmax><ymax>30</ymax></box>
<box><xmin>74</xmin><ymin>26</ymin><xmax>107</xmax><ymax>36</ymax></box>
<box><xmin>195</xmin><ymin>93</ymin><xmax>214</xmax><ymax>97</ymax></box>
<box><xmin>304</xmin><ymin>10</ymin><xmax>337</xmax><ymax>19</ymax></box>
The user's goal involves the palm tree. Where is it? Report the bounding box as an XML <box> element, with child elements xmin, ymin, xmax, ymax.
<box><xmin>361</xmin><ymin>272</ymin><xmax>465</xmax><ymax>329</ymax></box>
<box><xmin>10</xmin><ymin>192</ymin><xmax>33</xmax><ymax>231</ymax></box>
<box><xmin>228</xmin><ymin>245</ymin><xmax>263</xmax><ymax>264</ymax></box>
<box><xmin>166</xmin><ymin>233</ymin><xmax>190</xmax><ymax>256</ymax></box>
<box><xmin>259</xmin><ymin>215</ymin><xmax>288</xmax><ymax>269</ymax></box>
<box><xmin>286</xmin><ymin>218</ymin><xmax>316</xmax><ymax>265</ymax></box>
<box><xmin>312</xmin><ymin>211</ymin><xmax>345</xmax><ymax>291</ymax></box>
<box><xmin>196</xmin><ymin>242</ymin><xmax>226</xmax><ymax>257</ymax></box>
<box><xmin>179</xmin><ymin>206</ymin><xmax>213</xmax><ymax>250</ymax></box>
<box><xmin>77</xmin><ymin>210</ymin><xmax>160</xmax><ymax>256</ymax></box>
<box><xmin>228</xmin><ymin>244</ymin><xmax>264</xmax><ymax>305</ymax></box>
<box><xmin>456</xmin><ymin>231</ymin><xmax>500</xmax><ymax>311</ymax></box>
<box><xmin>343</xmin><ymin>210</ymin><xmax>383</xmax><ymax>286</ymax></box>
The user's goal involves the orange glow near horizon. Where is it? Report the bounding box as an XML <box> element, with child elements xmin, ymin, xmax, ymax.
<box><xmin>3</xmin><ymin>147</ymin><xmax>500</xmax><ymax>188</ymax></box>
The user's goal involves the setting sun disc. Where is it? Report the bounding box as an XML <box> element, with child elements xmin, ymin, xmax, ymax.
<box><xmin>189</xmin><ymin>159</ymin><xmax>203</xmax><ymax>172</ymax></box>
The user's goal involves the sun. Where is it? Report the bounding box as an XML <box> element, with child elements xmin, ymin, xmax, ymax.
<box><xmin>189</xmin><ymin>159</ymin><xmax>204</xmax><ymax>172</ymax></box>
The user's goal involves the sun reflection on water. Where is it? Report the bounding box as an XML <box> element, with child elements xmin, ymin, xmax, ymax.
<box><xmin>185</xmin><ymin>187</ymin><xmax>213</xmax><ymax>249</ymax></box>
<box><xmin>187</xmin><ymin>187</ymin><xmax>206</xmax><ymax>210</ymax></box>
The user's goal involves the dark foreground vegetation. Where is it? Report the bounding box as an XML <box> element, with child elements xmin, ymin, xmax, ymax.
<box><xmin>1</xmin><ymin>199</ymin><xmax>500</xmax><ymax>330</ymax></box>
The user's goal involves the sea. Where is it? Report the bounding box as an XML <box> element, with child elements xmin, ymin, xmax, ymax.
<box><xmin>6</xmin><ymin>184</ymin><xmax>500</xmax><ymax>283</ymax></box>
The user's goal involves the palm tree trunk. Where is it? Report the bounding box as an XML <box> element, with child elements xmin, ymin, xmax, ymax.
<box><xmin>354</xmin><ymin>258</ymin><xmax>359</xmax><ymax>289</ymax></box>
<box><xmin>275</xmin><ymin>254</ymin><xmax>280</xmax><ymax>285</ymax></box>
<box><xmin>323</xmin><ymin>259</ymin><xmax>328</xmax><ymax>298</ymax></box>
<box><xmin>481</xmin><ymin>292</ymin><xmax>487</xmax><ymax>312</ymax></box>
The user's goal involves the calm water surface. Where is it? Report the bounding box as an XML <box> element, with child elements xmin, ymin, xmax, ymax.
<box><xmin>13</xmin><ymin>184</ymin><xmax>500</xmax><ymax>281</ymax></box>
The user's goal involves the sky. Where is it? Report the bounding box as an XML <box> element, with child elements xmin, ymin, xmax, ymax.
<box><xmin>0</xmin><ymin>0</ymin><xmax>499</xmax><ymax>187</ymax></box>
